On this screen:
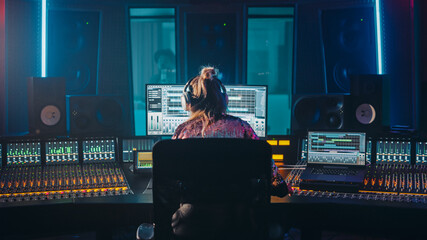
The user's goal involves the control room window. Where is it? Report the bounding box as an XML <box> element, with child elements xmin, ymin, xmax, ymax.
<box><xmin>129</xmin><ymin>8</ymin><xmax>176</xmax><ymax>136</ymax></box>
<box><xmin>247</xmin><ymin>7</ymin><xmax>294</xmax><ymax>135</ymax></box>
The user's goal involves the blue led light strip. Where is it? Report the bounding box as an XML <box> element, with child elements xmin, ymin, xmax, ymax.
<box><xmin>375</xmin><ymin>0</ymin><xmax>383</xmax><ymax>74</ymax></box>
<box><xmin>41</xmin><ymin>0</ymin><xmax>46</xmax><ymax>77</ymax></box>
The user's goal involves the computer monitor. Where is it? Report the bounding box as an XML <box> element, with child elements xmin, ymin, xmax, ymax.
<box><xmin>146</xmin><ymin>84</ymin><xmax>267</xmax><ymax>137</ymax></box>
<box><xmin>307</xmin><ymin>131</ymin><xmax>366</xmax><ymax>166</ymax></box>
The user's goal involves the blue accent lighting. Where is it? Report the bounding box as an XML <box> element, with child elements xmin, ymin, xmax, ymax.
<box><xmin>41</xmin><ymin>0</ymin><xmax>47</xmax><ymax>77</ymax></box>
<box><xmin>375</xmin><ymin>0</ymin><xmax>383</xmax><ymax>74</ymax></box>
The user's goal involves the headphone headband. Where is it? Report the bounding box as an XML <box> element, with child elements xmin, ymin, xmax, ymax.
<box><xmin>181</xmin><ymin>76</ymin><xmax>227</xmax><ymax>110</ymax></box>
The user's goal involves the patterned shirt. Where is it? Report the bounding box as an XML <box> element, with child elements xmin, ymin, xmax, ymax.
<box><xmin>172</xmin><ymin>114</ymin><xmax>257</xmax><ymax>139</ymax></box>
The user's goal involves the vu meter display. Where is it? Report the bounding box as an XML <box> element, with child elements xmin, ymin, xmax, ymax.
<box><xmin>300</xmin><ymin>138</ymin><xmax>308</xmax><ymax>161</ymax></box>
<box><xmin>122</xmin><ymin>138</ymin><xmax>158</xmax><ymax>163</ymax></box>
<box><xmin>416</xmin><ymin>142</ymin><xmax>427</xmax><ymax>164</ymax></box>
<box><xmin>46</xmin><ymin>140</ymin><xmax>79</xmax><ymax>164</ymax></box>
<box><xmin>146</xmin><ymin>84</ymin><xmax>267</xmax><ymax>137</ymax></box>
<box><xmin>7</xmin><ymin>142</ymin><xmax>41</xmax><ymax>165</ymax></box>
<box><xmin>367</xmin><ymin>140</ymin><xmax>372</xmax><ymax>165</ymax></box>
<box><xmin>376</xmin><ymin>139</ymin><xmax>411</xmax><ymax>164</ymax></box>
<box><xmin>83</xmin><ymin>139</ymin><xmax>115</xmax><ymax>162</ymax></box>
<box><xmin>136</xmin><ymin>152</ymin><xmax>153</xmax><ymax>169</ymax></box>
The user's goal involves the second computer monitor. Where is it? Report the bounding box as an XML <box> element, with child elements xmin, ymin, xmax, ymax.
<box><xmin>146</xmin><ymin>84</ymin><xmax>267</xmax><ymax>137</ymax></box>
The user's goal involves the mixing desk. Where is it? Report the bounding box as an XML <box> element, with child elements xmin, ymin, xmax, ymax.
<box><xmin>278</xmin><ymin>136</ymin><xmax>427</xmax><ymax>205</ymax></box>
<box><xmin>1</xmin><ymin>135</ymin><xmax>427</xmax><ymax>239</ymax></box>
<box><xmin>0</xmin><ymin>138</ymin><xmax>132</xmax><ymax>203</ymax></box>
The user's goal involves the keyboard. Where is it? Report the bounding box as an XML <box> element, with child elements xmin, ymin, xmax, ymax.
<box><xmin>311</xmin><ymin>168</ymin><xmax>358</xmax><ymax>176</ymax></box>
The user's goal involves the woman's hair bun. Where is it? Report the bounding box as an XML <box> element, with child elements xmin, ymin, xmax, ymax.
<box><xmin>200</xmin><ymin>67</ymin><xmax>217</xmax><ymax>80</ymax></box>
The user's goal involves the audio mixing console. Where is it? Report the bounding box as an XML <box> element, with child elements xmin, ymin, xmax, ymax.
<box><xmin>0</xmin><ymin>137</ymin><xmax>159</xmax><ymax>204</ymax></box>
<box><xmin>275</xmin><ymin>136</ymin><xmax>427</xmax><ymax>205</ymax></box>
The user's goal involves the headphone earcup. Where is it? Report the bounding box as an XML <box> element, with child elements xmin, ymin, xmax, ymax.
<box><xmin>181</xmin><ymin>92</ymin><xmax>191</xmax><ymax>111</ymax></box>
<box><xmin>224</xmin><ymin>93</ymin><xmax>228</xmax><ymax>106</ymax></box>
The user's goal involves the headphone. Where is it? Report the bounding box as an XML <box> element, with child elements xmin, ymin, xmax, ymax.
<box><xmin>181</xmin><ymin>76</ymin><xmax>227</xmax><ymax>111</ymax></box>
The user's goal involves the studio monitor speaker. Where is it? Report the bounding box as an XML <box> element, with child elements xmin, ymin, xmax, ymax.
<box><xmin>321</xmin><ymin>7</ymin><xmax>377</xmax><ymax>93</ymax></box>
<box><xmin>291</xmin><ymin>95</ymin><xmax>345</xmax><ymax>135</ymax></box>
<box><xmin>345</xmin><ymin>74</ymin><xmax>388</xmax><ymax>134</ymax></box>
<box><xmin>27</xmin><ymin>77</ymin><xmax>67</xmax><ymax>136</ymax></box>
<box><xmin>48</xmin><ymin>10</ymin><xmax>100</xmax><ymax>94</ymax></box>
<box><xmin>66</xmin><ymin>95</ymin><xmax>131</xmax><ymax>136</ymax></box>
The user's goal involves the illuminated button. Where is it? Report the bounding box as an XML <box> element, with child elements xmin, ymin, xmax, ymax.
<box><xmin>279</xmin><ymin>140</ymin><xmax>290</xmax><ymax>146</ymax></box>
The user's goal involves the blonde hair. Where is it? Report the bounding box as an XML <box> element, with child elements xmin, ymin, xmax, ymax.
<box><xmin>185</xmin><ymin>67</ymin><xmax>228</xmax><ymax>136</ymax></box>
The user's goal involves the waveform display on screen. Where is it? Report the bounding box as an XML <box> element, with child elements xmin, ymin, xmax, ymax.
<box><xmin>7</xmin><ymin>142</ymin><xmax>41</xmax><ymax>165</ymax></box>
<box><xmin>308</xmin><ymin>132</ymin><xmax>366</xmax><ymax>165</ymax></box>
<box><xmin>376</xmin><ymin>139</ymin><xmax>410</xmax><ymax>164</ymax></box>
<box><xmin>416</xmin><ymin>142</ymin><xmax>427</xmax><ymax>165</ymax></box>
<box><xmin>46</xmin><ymin>140</ymin><xmax>79</xmax><ymax>164</ymax></box>
<box><xmin>122</xmin><ymin>138</ymin><xmax>158</xmax><ymax>163</ymax></box>
<box><xmin>146</xmin><ymin>84</ymin><xmax>267</xmax><ymax>137</ymax></box>
<box><xmin>83</xmin><ymin>139</ymin><xmax>115</xmax><ymax>162</ymax></box>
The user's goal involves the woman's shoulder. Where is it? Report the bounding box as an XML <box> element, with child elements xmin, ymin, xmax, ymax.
<box><xmin>173</xmin><ymin>120</ymin><xmax>191</xmax><ymax>138</ymax></box>
<box><xmin>222</xmin><ymin>114</ymin><xmax>244</xmax><ymax>122</ymax></box>
<box><xmin>222</xmin><ymin>114</ymin><xmax>251</xmax><ymax>126</ymax></box>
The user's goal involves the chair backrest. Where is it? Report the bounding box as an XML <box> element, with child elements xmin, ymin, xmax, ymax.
<box><xmin>152</xmin><ymin>138</ymin><xmax>272</xmax><ymax>240</ymax></box>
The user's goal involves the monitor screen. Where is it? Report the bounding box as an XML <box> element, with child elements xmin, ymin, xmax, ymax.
<box><xmin>46</xmin><ymin>140</ymin><xmax>79</xmax><ymax>164</ymax></box>
<box><xmin>146</xmin><ymin>84</ymin><xmax>267</xmax><ymax>137</ymax></box>
<box><xmin>134</xmin><ymin>151</ymin><xmax>153</xmax><ymax>170</ymax></box>
<box><xmin>307</xmin><ymin>131</ymin><xmax>366</xmax><ymax>166</ymax></box>
<box><xmin>82</xmin><ymin>139</ymin><xmax>116</xmax><ymax>163</ymax></box>
<box><xmin>7</xmin><ymin>141</ymin><xmax>41</xmax><ymax>165</ymax></box>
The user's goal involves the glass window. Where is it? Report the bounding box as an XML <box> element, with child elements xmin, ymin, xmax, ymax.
<box><xmin>129</xmin><ymin>8</ymin><xmax>176</xmax><ymax>136</ymax></box>
<box><xmin>247</xmin><ymin>7</ymin><xmax>294</xmax><ymax>135</ymax></box>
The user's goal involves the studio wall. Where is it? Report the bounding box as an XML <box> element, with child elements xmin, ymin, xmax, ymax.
<box><xmin>4</xmin><ymin>0</ymin><xmax>133</xmax><ymax>136</ymax></box>
<box><xmin>1</xmin><ymin>0</ymin><xmax>421</xmax><ymax>135</ymax></box>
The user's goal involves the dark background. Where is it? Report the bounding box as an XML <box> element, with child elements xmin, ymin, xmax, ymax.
<box><xmin>0</xmin><ymin>0</ymin><xmax>424</xmax><ymax>136</ymax></box>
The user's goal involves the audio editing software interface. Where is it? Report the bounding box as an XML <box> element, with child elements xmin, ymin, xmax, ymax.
<box><xmin>226</xmin><ymin>86</ymin><xmax>267</xmax><ymax>137</ymax></box>
<box><xmin>83</xmin><ymin>139</ymin><xmax>116</xmax><ymax>162</ymax></box>
<box><xmin>416</xmin><ymin>142</ymin><xmax>427</xmax><ymax>164</ymax></box>
<box><xmin>146</xmin><ymin>84</ymin><xmax>267</xmax><ymax>137</ymax></box>
<box><xmin>376</xmin><ymin>139</ymin><xmax>411</xmax><ymax>164</ymax></box>
<box><xmin>46</xmin><ymin>140</ymin><xmax>79</xmax><ymax>164</ymax></box>
<box><xmin>122</xmin><ymin>138</ymin><xmax>158</xmax><ymax>163</ymax></box>
<box><xmin>147</xmin><ymin>85</ymin><xmax>188</xmax><ymax>135</ymax></box>
<box><xmin>7</xmin><ymin>142</ymin><xmax>41</xmax><ymax>165</ymax></box>
<box><xmin>308</xmin><ymin>132</ymin><xmax>366</xmax><ymax>165</ymax></box>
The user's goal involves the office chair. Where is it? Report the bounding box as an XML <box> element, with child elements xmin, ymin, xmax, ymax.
<box><xmin>152</xmin><ymin>138</ymin><xmax>272</xmax><ymax>240</ymax></box>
